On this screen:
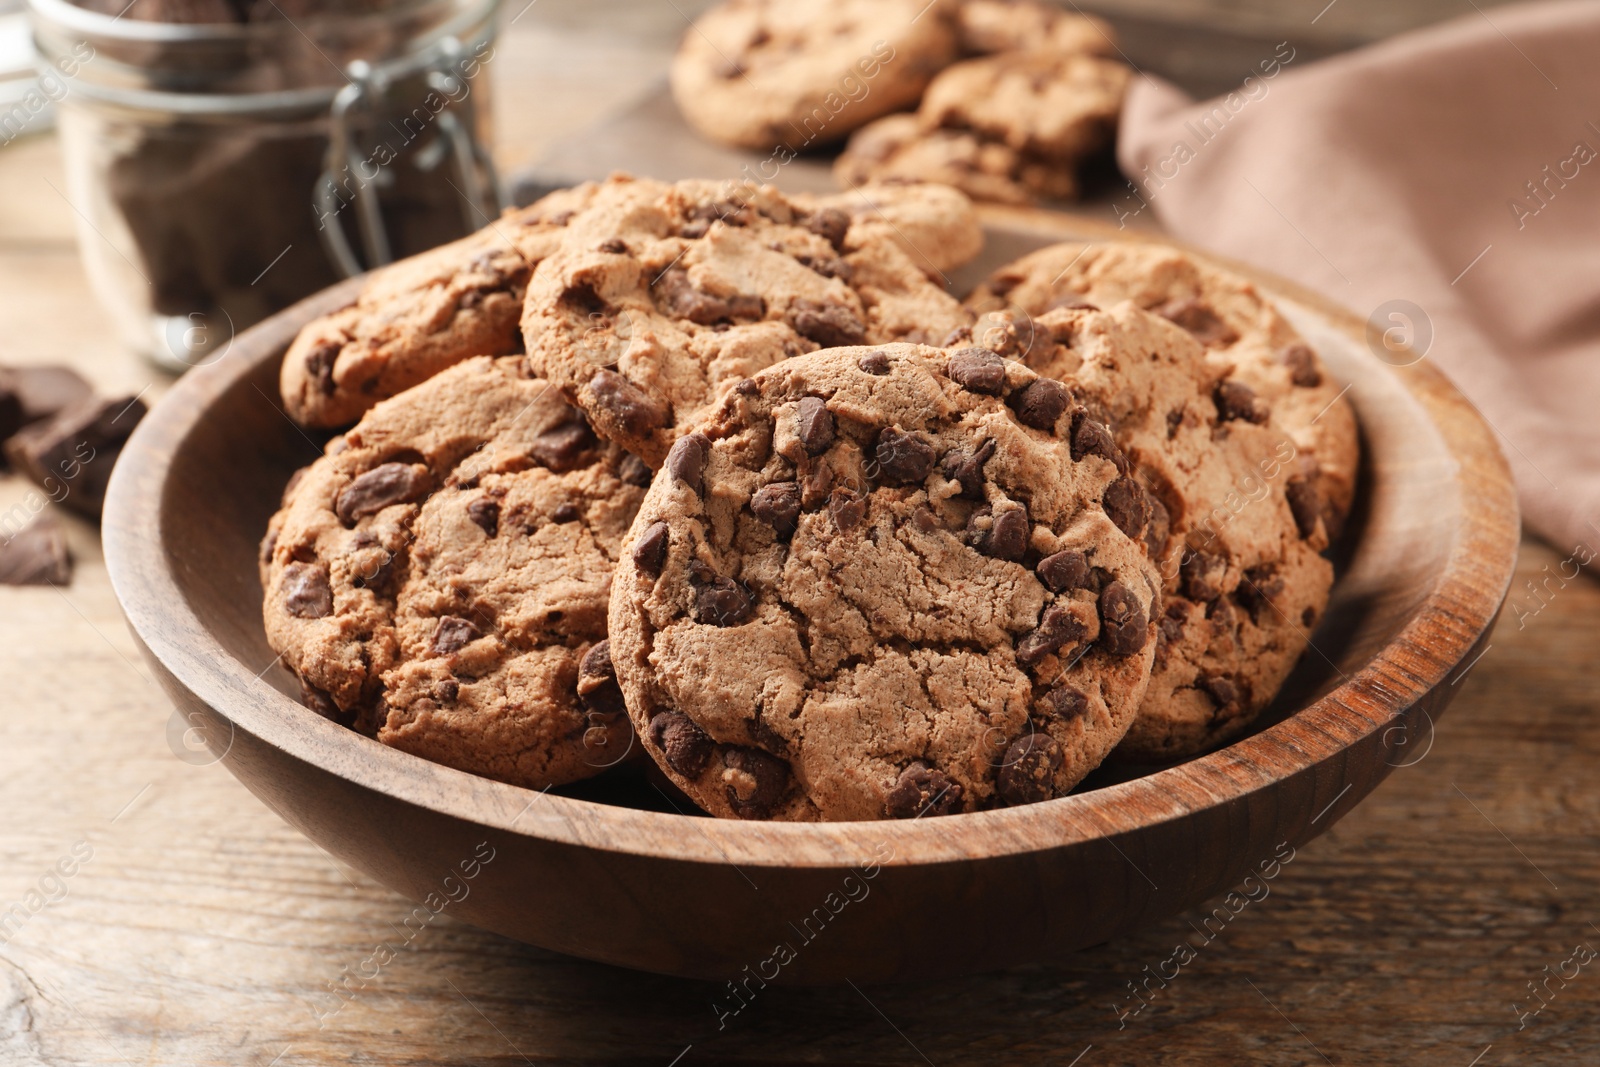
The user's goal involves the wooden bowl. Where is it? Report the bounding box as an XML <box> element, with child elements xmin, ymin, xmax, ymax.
<box><xmin>103</xmin><ymin>211</ymin><xmax>1519</xmax><ymax>983</ymax></box>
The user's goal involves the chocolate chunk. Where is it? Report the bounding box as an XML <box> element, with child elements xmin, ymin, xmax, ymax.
<box><xmin>586</xmin><ymin>369</ymin><xmax>665</xmax><ymax>436</ymax></box>
<box><xmin>598</xmin><ymin>238</ymin><xmax>628</xmax><ymax>254</ymax></box>
<box><xmin>794</xmin><ymin>396</ymin><xmax>835</xmax><ymax>456</ymax></box>
<box><xmin>335</xmin><ymin>463</ymin><xmax>427</xmax><ymax>525</ymax></box>
<box><xmin>1285</xmin><ymin>479</ymin><xmax>1322</xmax><ymax>540</ymax></box>
<box><xmin>829</xmin><ymin>487</ymin><xmax>866</xmax><ymax>532</ymax></box>
<box><xmin>1236</xmin><ymin>564</ymin><xmax>1285</xmax><ymax>623</ymax></box>
<box><xmin>435</xmin><ymin>679</ymin><xmax>459</xmax><ymax>704</ymax></box>
<box><xmin>430</xmin><ymin>615</ymin><xmax>481</xmax><ymax>655</ymax></box>
<box><xmin>858</xmin><ymin>351</ymin><xmax>891</xmax><ymax>375</ymax></box>
<box><xmin>299</xmin><ymin>678</ymin><xmax>347</xmax><ymax>726</ymax></box>
<box><xmin>798</xmin><ymin>253</ymin><xmax>852</xmax><ymax>282</ymax></box>
<box><xmin>790</xmin><ymin>300</ymin><xmax>866</xmax><ymax>347</ymax></box>
<box><xmin>1102</xmin><ymin>477</ymin><xmax>1149</xmax><ymax>539</ymax></box>
<box><xmin>1011</xmin><ymin>379</ymin><xmax>1069</xmax><ymax>431</ymax></box>
<box><xmin>304</xmin><ymin>341</ymin><xmax>340</xmax><ymax>396</ymax></box>
<box><xmin>1098</xmin><ymin>581</ymin><xmax>1148</xmax><ymax>657</ymax></box>
<box><xmin>656</xmin><ymin>266</ymin><xmax>764</xmax><ymax>324</ymax></box>
<box><xmin>0</xmin><ymin>366</ymin><xmax>92</xmax><ymax>438</ymax></box>
<box><xmin>282</xmin><ymin>562</ymin><xmax>332</xmax><ymax>619</ymax></box>
<box><xmin>804</xmin><ymin>207</ymin><xmax>851</xmax><ymax>250</ymax></box>
<box><xmin>666</xmin><ymin>432</ymin><xmax>710</xmax><ymax>494</ymax></box>
<box><xmin>996</xmin><ymin>733</ymin><xmax>1063</xmax><ymax>806</ymax></box>
<box><xmin>1144</xmin><ymin>495</ymin><xmax>1171</xmax><ymax>558</ymax></box>
<box><xmin>751</xmin><ymin>481</ymin><xmax>802</xmax><ymax>537</ymax></box>
<box><xmin>552</xmin><ymin>503</ymin><xmax>581</xmax><ymax>523</ymax></box>
<box><xmin>0</xmin><ymin>516</ymin><xmax>70</xmax><ymax>585</ymax></box>
<box><xmin>1071</xmin><ymin>415</ymin><xmax>1124</xmax><ymax>469</ymax></box>
<box><xmin>1279</xmin><ymin>342</ymin><xmax>1323</xmax><ymax>387</ymax></box>
<box><xmin>529</xmin><ymin>420</ymin><xmax>598</xmax><ymax>472</ymax></box>
<box><xmin>694</xmin><ymin>576</ymin><xmax>753</xmax><ymax>626</ymax></box>
<box><xmin>969</xmin><ymin>504</ymin><xmax>1029</xmax><ymax>561</ymax></box>
<box><xmin>940</xmin><ymin>325</ymin><xmax>973</xmax><ymax>347</ymax></box>
<box><xmin>619</xmin><ymin>453</ymin><xmax>652</xmax><ymax>487</ymax></box>
<box><xmin>1159</xmin><ymin>599</ymin><xmax>1190</xmax><ymax>652</ymax></box>
<box><xmin>801</xmin><ymin>458</ymin><xmax>834</xmax><ymax>506</ymax></box>
<box><xmin>467</xmin><ymin>497</ymin><xmax>499</xmax><ymax>537</ymax></box>
<box><xmin>1015</xmin><ymin>604</ymin><xmax>1087</xmax><ymax>665</ymax></box>
<box><xmin>1215</xmin><ymin>380</ymin><xmax>1268</xmax><ymax>424</ymax></box>
<box><xmin>578</xmin><ymin>639</ymin><xmax>614</xmax><ymax>681</ymax></box>
<box><xmin>946</xmin><ymin>348</ymin><xmax>1007</xmax><ymax>395</ymax></box>
<box><xmin>722</xmin><ymin>747</ymin><xmax>790</xmax><ymax>819</ymax></box>
<box><xmin>1180</xmin><ymin>550</ymin><xmax>1227</xmax><ymax>602</ymax></box>
<box><xmin>873</xmin><ymin>427</ymin><xmax>936</xmax><ymax>485</ymax></box>
<box><xmin>941</xmin><ymin>438</ymin><xmax>996</xmax><ymax>499</ymax></box>
<box><xmin>3</xmin><ymin>393</ymin><xmax>147</xmax><ymax>519</ymax></box>
<box><xmin>1199</xmin><ymin>673</ymin><xmax>1245</xmax><ymax>717</ymax></box>
<box><xmin>1039</xmin><ymin>684</ymin><xmax>1088</xmax><ymax>722</ymax></box>
<box><xmin>1036</xmin><ymin>549</ymin><xmax>1090</xmax><ymax>592</ymax></box>
<box><xmin>651</xmin><ymin>711</ymin><xmax>713</xmax><ymax>777</ymax></box>
<box><xmin>884</xmin><ymin>762</ymin><xmax>963</xmax><ymax>819</ymax></box>
<box><xmin>1160</xmin><ymin>298</ymin><xmax>1239</xmax><ymax>347</ymax></box>
<box><xmin>577</xmin><ymin>639</ymin><xmax>624</xmax><ymax>716</ymax></box>
<box><xmin>633</xmin><ymin>521</ymin><xmax>670</xmax><ymax>577</ymax></box>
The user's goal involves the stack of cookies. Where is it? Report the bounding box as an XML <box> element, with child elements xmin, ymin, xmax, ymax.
<box><xmin>261</xmin><ymin>174</ymin><xmax>1357</xmax><ymax>821</ymax></box>
<box><xmin>670</xmin><ymin>0</ymin><xmax>1131</xmax><ymax>204</ymax></box>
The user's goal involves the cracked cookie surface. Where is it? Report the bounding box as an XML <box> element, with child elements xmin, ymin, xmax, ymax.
<box><xmin>967</xmin><ymin>242</ymin><xmax>1359</xmax><ymax>532</ymax></box>
<box><xmin>520</xmin><ymin>176</ymin><xmax>973</xmax><ymax>468</ymax></box>
<box><xmin>1010</xmin><ymin>304</ymin><xmax>1335</xmax><ymax>760</ymax></box>
<box><xmin>263</xmin><ymin>357</ymin><xmax>647</xmax><ymax>789</ymax></box>
<box><xmin>669</xmin><ymin>0</ymin><xmax>960</xmax><ymax>151</ymax></box>
<box><xmin>608</xmin><ymin>343</ymin><xmax>1160</xmax><ymax>821</ymax></box>
<box><xmin>279</xmin><ymin>184</ymin><xmax>598</xmax><ymax>429</ymax></box>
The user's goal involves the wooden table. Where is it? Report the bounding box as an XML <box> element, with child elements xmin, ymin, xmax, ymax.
<box><xmin>2</xmin><ymin>3</ymin><xmax>1592</xmax><ymax>1064</ymax></box>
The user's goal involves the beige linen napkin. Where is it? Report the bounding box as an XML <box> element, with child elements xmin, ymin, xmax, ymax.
<box><xmin>1115</xmin><ymin>0</ymin><xmax>1600</xmax><ymax>557</ymax></box>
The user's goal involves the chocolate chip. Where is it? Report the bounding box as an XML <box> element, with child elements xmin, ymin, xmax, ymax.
<box><xmin>1236</xmin><ymin>564</ymin><xmax>1285</xmax><ymax>623</ymax></box>
<box><xmin>722</xmin><ymin>747</ymin><xmax>790</xmax><ymax>819</ymax></box>
<box><xmin>666</xmin><ymin>432</ymin><xmax>710</xmax><ymax>494</ymax></box>
<box><xmin>1160</xmin><ymin>298</ymin><xmax>1239</xmax><ymax>347</ymax></box>
<box><xmin>1011</xmin><ymin>378</ymin><xmax>1069</xmax><ymax>431</ymax></box>
<box><xmin>996</xmin><ymin>733</ymin><xmax>1063</xmax><ymax>806</ymax></box>
<box><xmin>656</xmin><ymin>267</ymin><xmax>764</xmax><ymax>324</ymax></box>
<box><xmin>553</xmin><ymin>503</ymin><xmax>581</xmax><ymax>523</ymax></box>
<box><xmin>694</xmin><ymin>576</ymin><xmax>753</xmax><ymax>626</ymax></box>
<box><xmin>798</xmin><ymin>253</ymin><xmax>853</xmax><ymax>282</ymax></box>
<box><xmin>801</xmin><ymin>458</ymin><xmax>834</xmax><ymax>506</ymax></box>
<box><xmin>794</xmin><ymin>397</ymin><xmax>835</xmax><ymax>455</ymax></box>
<box><xmin>530</xmin><ymin>421</ymin><xmax>598</xmax><ymax>472</ymax></box>
<box><xmin>750</xmin><ymin>481</ymin><xmax>802</xmax><ymax>537</ymax></box>
<box><xmin>468</xmin><ymin>497</ymin><xmax>499</xmax><ymax>537</ymax></box>
<box><xmin>873</xmin><ymin>427</ymin><xmax>936</xmax><ymax>485</ymax></box>
<box><xmin>435</xmin><ymin>679</ymin><xmax>459</xmax><ymax>704</ymax></box>
<box><xmin>1036</xmin><ymin>549</ymin><xmax>1089</xmax><ymax>592</ymax></box>
<box><xmin>1180</xmin><ymin>550</ymin><xmax>1227</xmax><ymax>602</ymax></box>
<box><xmin>1144</xmin><ymin>495</ymin><xmax>1171</xmax><ymax>558</ymax></box>
<box><xmin>1040</xmin><ymin>685</ymin><xmax>1088</xmax><ymax>721</ymax></box>
<box><xmin>829</xmin><ymin>487</ymin><xmax>866</xmax><ymax>533</ymax></box>
<box><xmin>351</xmin><ymin>544</ymin><xmax>400</xmax><ymax>597</ymax></box>
<box><xmin>304</xmin><ymin>341</ymin><xmax>340</xmax><ymax>396</ymax></box>
<box><xmin>1016</xmin><ymin>604</ymin><xmax>1087</xmax><ymax>665</ymax></box>
<box><xmin>790</xmin><ymin>300</ymin><xmax>866</xmax><ymax>347</ymax></box>
<box><xmin>618</xmin><ymin>453</ymin><xmax>652</xmax><ymax>487</ymax></box>
<box><xmin>941</xmin><ymin>438</ymin><xmax>996</xmax><ymax>499</ymax></box>
<box><xmin>884</xmin><ymin>762</ymin><xmax>963</xmax><ymax>819</ymax></box>
<box><xmin>940</xmin><ymin>325</ymin><xmax>973</xmax><ymax>347</ymax></box>
<box><xmin>633</xmin><ymin>521</ymin><xmax>670</xmax><ymax>577</ymax></box>
<box><xmin>282</xmin><ymin>562</ymin><xmax>332</xmax><ymax>619</ymax></box>
<box><xmin>576</xmin><ymin>640</ymin><xmax>624</xmax><ymax>716</ymax></box>
<box><xmin>579</xmin><ymin>639</ymin><xmax>613</xmax><ymax>681</ymax></box>
<box><xmin>587</xmin><ymin>369</ymin><xmax>665</xmax><ymax>436</ymax></box>
<box><xmin>1102</xmin><ymin>477</ymin><xmax>1149</xmax><ymax>539</ymax></box>
<box><xmin>1098</xmin><ymin>581</ymin><xmax>1148</xmax><ymax>657</ymax></box>
<box><xmin>335</xmin><ymin>463</ymin><xmax>427</xmax><ymax>525</ymax></box>
<box><xmin>1159</xmin><ymin>599</ymin><xmax>1190</xmax><ymax>651</ymax></box>
<box><xmin>598</xmin><ymin>238</ymin><xmax>628</xmax><ymax>254</ymax></box>
<box><xmin>946</xmin><ymin>348</ymin><xmax>1007</xmax><ymax>395</ymax></box>
<box><xmin>1215</xmin><ymin>380</ymin><xmax>1268</xmax><ymax>424</ymax></box>
<box><xmin>1199</xmin><ymin>673</ymin><xmax>1245</xmax><ymax>716</ymax></box>
<box><xmin>650</xmin><ymin>711</ymin><xmax>712</xmax><ymax>777</ymax></box>
<box><xmin>1285</xmin><ymin>479</ymin><xmax>1322</xmax><ymax>540</ymax></box>
<box><xmin>969</xmin><ymin>504</ymin><xmax>1029</xmax><ymax>561</ymax></box>
<box><xmin>1071</xmin><ymin>415</ymin><xmax>1124</xmax><ymax>469</ymax></box>
<box><xmin>299</xmin><ymin>678</ymin><xmax>347</xmax><ymax>725</ymax></box>
<box><xmin>804</xmin><ymin>207</ymin><xmax>851</xmax><ymax>251</ymax></box>
<box><xmin>431</xmin><ymin>615</ymin><xmax>480</xmax><ymax>655</ymax></box>
<box><xmin>858</xmin><ymin>351</ymin><xmax>891</xmax><ymax>375</ymax></box>
<box><xmin>1279</xmin><ymin>342</ymin><xmax>1322</xmax><ymax>387</ymax></box>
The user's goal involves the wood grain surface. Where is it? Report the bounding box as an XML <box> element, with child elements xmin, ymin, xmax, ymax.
<box><xmin>0</xmin><ymin>3</ymin><xmax>1590</xmax><ymax>1065</ymax></box>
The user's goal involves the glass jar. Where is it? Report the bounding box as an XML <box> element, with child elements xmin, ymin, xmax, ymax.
<box><xmin>28</xmin><ymin>0</ymin><xmax>502</xmax><ymax>370</ymax></box>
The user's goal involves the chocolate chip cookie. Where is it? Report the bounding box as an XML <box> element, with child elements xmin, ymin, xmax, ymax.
<box><xmin>263</xmin><ymin>357</ymin><xmax>647</xmax><ymax>789</ymax></box>
<box><xmin>608</xmin><ymin>343</ymin><xmax>1161</xmax><ymax>821</ymax></box>
<box><xmin>520</xmin><ymin>176</ymin><xmax>973</xmax><ymax>468</ymax></box>
<box><xmin>957</xmin><ymin>0</ymin><xmax>1118</xmax><ymax>56</ymax></box>
<box><xmin>836</xmin><ymin>50</ymin><xmax>1129</xmax><ymax>203</ymax></box>
<box><xmin>670</xmin><ymin>0</ymin><xmax>960</xmax><ymax>152</ymax></box>
<box><xmin>1011</xmin><ymin>304</ymin><xmax>1334</xmax><ymax>760</ymax></box>
<box><xmin>279</xmin><ymin>183</ymin><xmax>598</xmax><ymax>429</ymax></box>
<box><xmin>968</xmin><ymin>242</ymin><xmax>1359</xmax><ymax>533</ymax></box>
